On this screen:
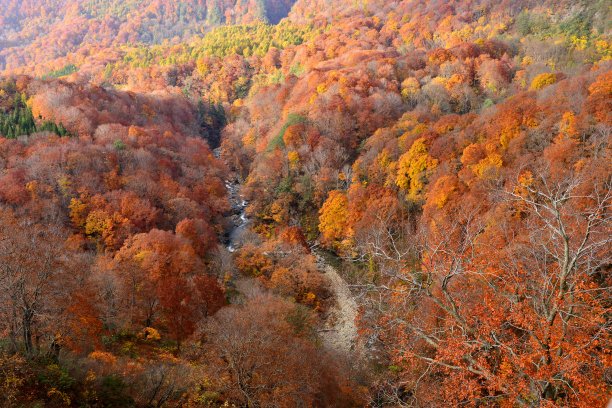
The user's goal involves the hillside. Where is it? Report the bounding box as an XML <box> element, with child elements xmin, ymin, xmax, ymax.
<box><xmin>0</xmin><ymin>0</ymin><xmax>296</xmax><ymax>72</ymax></box>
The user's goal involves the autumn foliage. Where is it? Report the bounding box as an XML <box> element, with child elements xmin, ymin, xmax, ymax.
<box><xmin>0</xmin><ymin>0</ymin><xmax>610</xmax><ymax>406</ymax></box>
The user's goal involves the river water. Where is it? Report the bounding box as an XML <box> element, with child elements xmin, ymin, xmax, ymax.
<box><xmin>213</xmin><ymin>147</ymin><xmax>250</xmax><ymax>252</ymax></box>
<box><xmin>225</xmin><ymin>179</ymin><xmax>249</xmax><ymax>252</ymax></box>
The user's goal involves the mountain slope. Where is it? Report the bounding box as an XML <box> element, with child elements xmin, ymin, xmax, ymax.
<box><xmin>0</xmin><ymin>0</ymin><xmax>297</xmax><ymax>71</ymax></box>
<box><xmin>0</xmin><ymin>0</ymin><xmax>609</xmax><ymax>406</ymax></box>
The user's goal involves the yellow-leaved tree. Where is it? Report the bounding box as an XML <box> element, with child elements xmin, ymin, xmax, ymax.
<box><xmin>318</xmin><ymin>190</ymin><xmax>349</xmax><ymax>248</ymax></box>
<box><xmin>396</xmin><ymin>137</ymin><xmax>438</xmax><ymax>200</ymax></box>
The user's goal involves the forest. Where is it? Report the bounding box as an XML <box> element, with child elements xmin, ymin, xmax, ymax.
<box><xmin>0</xmin><ymin>0</ymin><xmax>610</xmax><ymax>407</ymax></box>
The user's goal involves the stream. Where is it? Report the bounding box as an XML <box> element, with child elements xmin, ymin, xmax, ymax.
<box><xmin>214</xmin><ymin>148</ymin><xmax>250</xmax><ymax>252</ymax></box>
<box><xmin>224</xmin><ymin>179</ymin><xmax>249</xmax><ymax>252</ymax></box>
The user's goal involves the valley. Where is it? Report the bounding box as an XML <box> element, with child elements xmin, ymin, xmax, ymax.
<box><xmin>0</xmin><ymin>0</ymin><xmax>609</xmax><ymax>406</ymax></box>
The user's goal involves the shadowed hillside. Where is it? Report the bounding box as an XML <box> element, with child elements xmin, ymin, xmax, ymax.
<box><xmin>0</xmin><ymin>0</ymin><xmax>609</xmax><ymax>406</ymax></box>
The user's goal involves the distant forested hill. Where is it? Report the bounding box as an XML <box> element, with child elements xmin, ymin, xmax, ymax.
<box><xmin>0</xmin><ymin>0</ymin><xmax>610</xmax><ymax>406</ymax></box>
<box><xmin>0</xmin><ymin>0</ymin><xmax>296</xmax><ymax>70</ymax></box>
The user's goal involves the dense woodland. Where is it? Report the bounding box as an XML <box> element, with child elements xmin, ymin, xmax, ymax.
<box><xmin>0</xmin><ymin>0</ymin><xmax>610</xmax><ymax>407</ymax></box>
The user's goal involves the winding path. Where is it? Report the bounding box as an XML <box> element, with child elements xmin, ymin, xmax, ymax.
<box><xmin>315</xmin><ymin>252</ymin><xmax>360</xmax><ymax>355</ymax></box>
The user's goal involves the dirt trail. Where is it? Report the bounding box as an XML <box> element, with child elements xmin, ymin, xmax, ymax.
<box><xmin>315</xmin><ymin>252</ymin><xmax>360</xmax><ymax>355</ymax></box>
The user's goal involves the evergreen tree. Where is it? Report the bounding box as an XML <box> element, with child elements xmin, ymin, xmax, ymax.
<box><xmin>0</xmin><ymin>90</ymin><xmax>70</xmax><ymax>139</ymax></box>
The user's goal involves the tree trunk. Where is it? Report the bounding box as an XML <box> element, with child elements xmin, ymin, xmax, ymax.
<box><xmin>22</xmin><ymin>307</ymin><xmax>34</xmax><ymax>355</ymax></box>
